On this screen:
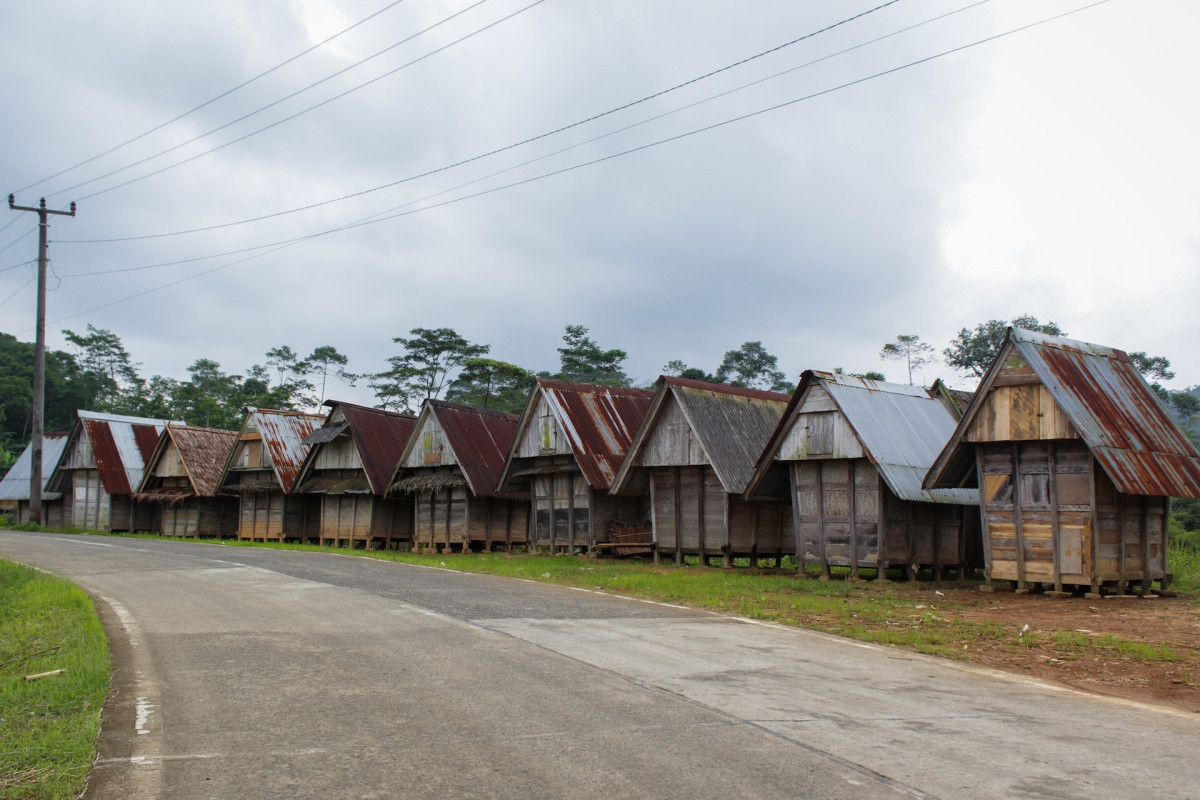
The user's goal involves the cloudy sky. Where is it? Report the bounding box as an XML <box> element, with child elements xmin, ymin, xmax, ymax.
<box><xmin>1</xmin><ymin>0</ymin><xmax>1197</xmax><ymax>407</ymax></box>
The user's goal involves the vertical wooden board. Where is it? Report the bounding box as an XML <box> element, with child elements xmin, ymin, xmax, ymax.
<box><xmin>677</xmin><ymin>468</ymin><xmax>701</xmax><ymax>551</ymax></box>
<box><xmin>1010</xmin><ymin>384</ymin><xmax>1040</xmax><ymax>439</ymax></box>
<box><xmin>572</xmin><ymin>475</ymin><xmax>591</xmax><ymax>540</ymax></box>
<box><xmin>1059</xmin><ymin>525</ymin><xmax>1084</xmax><ymax>574</ymax></box>
<box><xmin>823</xmin><ymin>522</ymin><xmax>853</xmax><ymax>565</ymax></box>
<box><xmin>450</xmin><ymin>493</ymin><xmax>468</xmax><ymax>543</ymax></box>
<box><xmin>703</xmin><ymin>469</ymin><xmax>728</xmax><ymax>552</ymax></box>
<box><xmin>853</xmin><ymin>462</ymin><xmax>879</xmax><ymax>520</ymax></box>
<box><xmin>652</xmin><ymin>470</ymin><xmax>676</xmax><ymax>549</ymax></box>
<box><xmin>798</xmin><ymin>521</ymin><xmax>821</xmax><ymax>563</ymax></box>
<box><xmin>268</xmin><ymin>494</ymin><xmax>284</xmax><ymax>539</ymax></box>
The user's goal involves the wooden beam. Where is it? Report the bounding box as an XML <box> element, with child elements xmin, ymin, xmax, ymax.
<box><xmin>1047</xmin><ymin>441</ymin><xmax>1062</xmax><ymax>593</ymax></box>
<box><xmin>1011</xmin><ymin>443</ymin><xmax>1026</xmax><ymax>591</ymax></box>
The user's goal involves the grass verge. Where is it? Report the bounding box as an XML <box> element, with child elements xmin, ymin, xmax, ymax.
<box><xmin>0</xmin><ymin>560</ymin><xmax>109</xmax><ymax>800</ymax></box>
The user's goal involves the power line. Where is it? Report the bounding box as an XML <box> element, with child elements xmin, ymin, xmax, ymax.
<box><xmin>56</xmin><ymin>0</ymin><xmax>547</xmax><ymax>203</ymax></box>
<box><xmin>48</xmin><ymin>1</ymin><xmax>1109</xmax><ymax>296</ymax></box>
<box><xmin>14</xmin><ymin>0</ymin><xmax>411</xmax><ymax>196</ymax></box>
<box><xmin>0</xmin><ymin>275</ymin><xmax>35</xmax><ymax>309</ymax></box>
<box><xmin>0</xmin><ymin>226</ymin><xmax>37</xmax><ymax>257</ymax></box>
<box><xmin>60</xmin><ymin>0</ymin><xmax>907</xmax><ymax>245</ymax></box>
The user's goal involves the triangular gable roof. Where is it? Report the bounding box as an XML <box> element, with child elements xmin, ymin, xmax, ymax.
<box><xmin>925</xmin><ymin>328</ymin><xmax>1200</xmax><ymax>498</ymax></box>
<box><xmin>498</xmin><ymin>378</ymin><xmax>655</xmax><ymax>491</ymax></box>
<box><xmin>927</xmin><ymin>379</ymin><xmax>973</xmax><ymax>420</ymax></box>
<box><xmin>139</xmin><ymin>425</ymin><xmax>238</xmax><ymax>497</ymax></box>
<box><xmin>218</xmin><ymin>408</ymin><xmax>325</xmax><ymax>494</ymax></box>
<box><xmin>48</xmin><ymin>410</ymin><xmax>180</xmax><ymax>495</ymax></box>
<box><xmin>746</xmin><ymin>370</ymin><xmax>976</xmax><ymax>505</ymax></box>
<box><xmin>0</xmin><ymin>433</ymin><xmax>70</xmax><ymax>502</ymax></box>
<box><xmin>390</xmin><ymin>399</ymin><xmax>527</xmax><ymax>500</ymax></box>
<box><xmin>611</xmin><ymin>377</ymin><xmax>789</xmax><ymax>495</ymax></box>
<box><xmin>295</xmin><ymin>400</ymin><xmax>417</xmax><ymax>495</ymax></box>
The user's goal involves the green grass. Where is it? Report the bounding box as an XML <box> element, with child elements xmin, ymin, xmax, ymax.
<box><xmin>0</xmin><ymin>560</ymin><xmax>109</xmax><ymax>800</ymax></box>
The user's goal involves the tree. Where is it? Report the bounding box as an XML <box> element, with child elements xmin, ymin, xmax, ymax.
<box><xmin>264</xmin><ymin>345</ymin><xmax>316</xmax><ymax>409</ymax></box>
<box><xmin>174</xmin><ymin>359</ymin><xmax>239</xmax><ymax>429</ymax></box>
<box><xmin>1128</xmin><ymin>352</ymin><xmax>1175</xmax><ymax>382</ymax></box>
<box><xmin>879</xmin><ymin>334</ymin><xmax>934</xmax><ymax>385</ymax></box>
<box><xmin>715</xmin><ymin>341</ymin><xmax>791</xmax><ymax>392</ymax></box>
<box><xmin>62</xmin><ymin>324</ymin><xmax>144</xmax><ymax>413</ymax></box>
<box><xmin>943</xmin><ymin>315</ymin><xmax>1065</xmax><ymax>378</ymax></box>
<box><xmin>834</xmin><ymin>367</ymin><xmax>886</xmax><ymax>381</ymax></box>
<box><xmin>129</xmin><ymin>375</ymin><xmax>181</xmax><ymax>420</ymax></box>
<box><xmin>372</xmin><ymin>328</ymin><xmax>489</xmax><ymax>412</ymax></box>
<box><xmin>554</xmin><ymin>325</ymin><xmax>629</xmax><ymax>386</ymax></box>
<box><xmin>662</xmin><ymin>359</ymin><xmax>718</xmax><ymax>383</ymax></box>
<box><xmin>445</xmin><ymin>358</ymin><xmax>533</xmax><ymax>414</ymax></box>
<box><xmin>303</xmin><ymin>345</ymin><xmax>355</xmax><ymax>408</ymax></box>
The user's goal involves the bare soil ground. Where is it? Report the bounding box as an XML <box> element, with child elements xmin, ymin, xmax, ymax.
<box><xmin>902</xmin><ymin>583</ymin><xmax>1200</xmax><ymax>713</ymax></box>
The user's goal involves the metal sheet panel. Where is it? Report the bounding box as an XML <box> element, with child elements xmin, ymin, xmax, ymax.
<box><xmin>326</xmin><ymin>402</ymin><xmax>417</xmax><ymax>494</ymax></box>
<box><xmin>0</xmin><ymin>433</ymin><xmax>69</xmax><ymax>501</ymax></box>
<box><xmin>73</xmin><ymin>411</ymin><xmax>179</xmax><ymax>497</ymax></box>
<box><xmin>423</xmin><ymin>400</ymin><xmax>527</xmax><ymax>500</ymax></box>
<box><xmin>818</xmin><ymin>373</ymin><xmax>977</xmax><ymax>505</ymax></box>
<box><xmin>253</xmin><ymin>410</ymin><xmax>325</xmax><ymax>493</ymax></box>
<box><xmin>538</xmin><ymin>379</ymin><xmax>655</xmax><ymax>490</ymax></box>
<box><xmin>1013</xmin><ymin>329</ymin><xmax>1200</xmax><ymax>497</ymax></box>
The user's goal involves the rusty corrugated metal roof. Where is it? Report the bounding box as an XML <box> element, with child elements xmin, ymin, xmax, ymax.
<box><xmin>252</xmin><ymin>409</ymin><xmax>325</xmax><ymax>492</ymax></box>
<box><xmin>392</xmin><ymin>400</ymin><xmax>527</xmax><ymax>500</ymax></box>
<box><xmin>296</xmin><ymin>400</ymin><xmax>417</xmax><ymax>495</ymax></box>
<box><xmin>0</xmin><ymin>433</ymin><xmax>69</xmax><ymax>502</ymax></box>
<box><xmin>747</xmin><ymin>371</ymin><xmax>976</xmax><ymax>505</ymax></box>
<box><xmin>535</xmin><ymin>379</ymin><xmax>655</xmax><ymax>490</ymax></box>
<box><xmin>611</xmin><ymin>377</ymin><xmax>789</xmax><ymax>495</ymax></box>
<box><xmin>53</xmin><ymin>411</ymin><xmax>180</xmax><ymax>496</ymax></box>
<box><xmin>925</xmin><ymin>328</ymin><xmax>1200</xmax><ymax>497</ymax></box>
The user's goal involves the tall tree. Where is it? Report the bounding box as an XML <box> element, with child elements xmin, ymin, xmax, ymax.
<box><xmin>879</xmin><ymin>334</ymin><xmax>934</xmax><ymax>385</ymax></box>
<box><xmin>303</xmin><ymin>345</ymin><xmax>355</xmax><ymax>408</ymax></box>
<box><xmin>1128</xmin><ymin>352</ymin><xmax>1175</xmax><ymax>382</ymax></box>
<box><xmin>554</xmin><ymin>325</ymin><xmax>629</xmax><ymax>386</ymax></box>
<box><xmin>943</xmin><ymin>315</ymin><xmax>1065</xmax><ymax>378</ymax></box>
<box><xmin>62</xmin><ymin>324</ymin><xmax>144</xmax><ymax>413</ymax></box>
<box><xmin>264</xmin><ymin>345</ymin><xmax>315</xmax><ymax>409</ymax></box>
<box><xmin>174</xmin><ymin>359</ymin><xmax>239</xmax><ymax>429</ymax></box>
<box><xmin>715</xmin><ymin>341</ymin><xmax>791</xmax><ymax>392</ymax></box>
<box><xmin>662</xmin><ymin>359</ymin><xmax>718</xmax><ymax>383</ymax></box>
<box><xmin>372</xmin><ymin>328</ymin><xmax>489</xmax><ymax>412</ymax></box>
<box><xmin>445</xmin><ymin>358</ymin><xmax>533</xmax><ymax>414</ymax></box>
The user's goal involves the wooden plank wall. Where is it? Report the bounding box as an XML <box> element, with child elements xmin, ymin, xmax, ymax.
<box><xmin>159</xmin><ymin>498</ymin><xmax>237</xmax><ymax>537</ymax></box>
<box><xmin>532</xmin><ymin>473</ymin><xmax>591</xmax><ymax>549</ymax></box>
<box><xmin>792</xmin><ymin>459</ymin><xmax>969</xmax><ymax>578</ymax></box>
<box><xmin>318</xmin><ymin>495</ymin><xmax>412</xmax><ymax>548</ymax></box>
<box><xmin>414</xmin><ymin>490</ymin><xmax>530</xmax><ymax>550</ymax></box>
<box><xmin>977</xmin><ymin>440</ymin><xmax>1165</xmax><ymax>589</ymax></box>
<box><xmin>236</xmin><ymin>492</ymin><xmax>313</xmax><ymax>541</ymax></box>
<box><xmin>70</xmin><ymin>470</ymin><xmax>110</xmax><ymax>530</ymax></box>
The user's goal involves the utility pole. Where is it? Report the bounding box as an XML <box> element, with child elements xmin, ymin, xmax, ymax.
<box><xmin>8</xmin><ymin>195</ymin><xmax>76</xmax><ymax>525</ymax></box>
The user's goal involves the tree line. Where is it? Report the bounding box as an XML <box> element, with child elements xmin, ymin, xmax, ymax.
<box><xmin>1</xmin><ymin>314</ymin><xmax>1195</xmax><ymax>476</ymax></box>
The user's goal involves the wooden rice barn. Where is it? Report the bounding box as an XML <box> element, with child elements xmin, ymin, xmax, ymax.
<box><xmin>497</xmin><ymin>379</ymin><xmax>654</xmax><ymax>554</ymax></box>
<box><xmin>135</xmin><ymin>425</ymin><xmax>239</xmax><ymax>537</ymax></box>
<box><xmin>293</xmin><ymin>400</ymin><xmax>417</xmax><ymax>549</ymax></box>
<box><xmin>217</xmin><ymin>408</ymin><xmax>325</xmax><ymax>541</ymax></box>
<box><xmin>388</xmin><ymin>399</ymin><xmax>529</xmax><ymax>552</ymax></box>
<box><xmin>924</xmin><ymin>328</ymin><xmax>1200</xmax><ymax>595</ymax></box>
<box><xmin>745</xmin><ymin>371</ymin><xmax>980</xmax><ymax>580</ymax></box>
<box><xmin>0</xmin><ymin>432</ymin><xmax>70</xmax><ymax>526</ymax></box>
<box><xmin>46</xmin><ymin>410</ymin><xmax>178</xmax><ymax>531</ymax></box>
<box><xmin>610</xmin><ymin>377</ymin><xmax>792</xmax><ymax>566</ymax></box>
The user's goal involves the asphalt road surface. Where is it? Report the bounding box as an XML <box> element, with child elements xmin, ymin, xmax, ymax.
<box><xmin>4</xmin><ymin>531</ymin><xmax>1200</xmax><ymax>800</ymax></box>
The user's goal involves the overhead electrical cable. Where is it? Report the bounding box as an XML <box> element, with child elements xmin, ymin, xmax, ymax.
<box><xmin>55</xmin><ymin>0</ymin><xmax>546</xmax><ymax>202</ymax></box>
<box><xmin>14</xmin><ymin>0</ymin><xmax>411</xmax><ymax>195</ymax></box>
<box><xmin>54</xmin><ymin>0</ymin><xmax>1108</xmax><ymax>288</ymax></box>
<box><xmin>0</xmin><ymin>227</ymin><xmax>37</xmax><ymax>257</ymax></box>
<box><xmin>0</xmin><ymin>214</ymin><xmax>22</xmax><ymax>235</ymax></box>
<box><xmin>61</xmin><ymin>0</ymin><xmax>907</xmax><ymax>244</ymax></box>
<box><xmin>0</xmin><ymin>275</ymin><xmax>35</xmax><ymax>309</ymax></box>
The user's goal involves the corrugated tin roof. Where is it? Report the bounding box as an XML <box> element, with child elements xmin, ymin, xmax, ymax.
<box><xmin>927</xmin><ymin>328</ymin><xmax>1200</xmax><ymax>497</ymax></box>
<box><xmin>528</xmin><ymin>379</ymin><xmax>655</xmax><ymax>490</ymax></box>
<box><xmin>141</xmin><ymin>425</ymin><xmax>238</xmax><ymax>497</ymax></box>
<box><xmin>252</xmin><ymin>409</ymin><xmax>324</xmax><ymax>492</ymax></box>
<box><xmin>0</xmin><ymin>433</ymin><xmax>69</xmax><ymax>502</ymax></box>
<box><xmin>611</xmin><ymin>377</ymin><xmax>789</xmax><ymax>494</ymax></box>
<box><xmin>749</xmin><ymin>371</ymin><xmax>975</xmax><ymax>505</ymax></box>
<box><xmin>392</xmin><ymin>400</ymin><xmax>527</xmax><ymax>500</ymax></box>
<box><xmin>296</xmin><ymin>400</ymin><xmax>417</xmax><ymax>495</ymax></box>
<box><xmin>51</xmin><ymin>410</ymin><xmax>180</xmax><ymax>496</ymax></box>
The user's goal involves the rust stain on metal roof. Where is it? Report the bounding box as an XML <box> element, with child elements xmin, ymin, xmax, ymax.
<box><xmin>254</xmin><ymin>409</ymin><xmax>325</xmax><ymax>493</ymax></box>
<box><xmin>424</xmin><ymin>400</ymin><xmax>527</xmax><ymax>500</ymax></box>
<box><xmin>300</xmin><ymin>400</ymin><xmax>417</xmax><ymax>495</ymax></box>
<box><xmin>537</xmin><ymin>379</ymin><xmax>655</xmax><ymax>489</ymax></box>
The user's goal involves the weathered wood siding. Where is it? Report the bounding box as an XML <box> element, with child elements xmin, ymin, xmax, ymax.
<box><xmin>650</xmin><ymin>465</ymin><xmax>790</xmax><ymax>558</ymax></box>
<box><xmin>236</xmin><ymin>492</ymin><xmax>314</xmax><ymax>541</ymax></box>
<box><xmin>160</xmin><ymin>497</ymin><xmax>238</xmax><ymax>537</ymax></box>
<box><xmin>311</xmin><ymin>437</ymin><xmax>363</xmax><ymax>471</ymax></box>
<box><xmin>792</xmin><ymin>459</ymin><xmax>970</xmax><ymax>576</ymax></box>
<box><xmin>70</xmin><ymin>470</ymin><xmax>110</xmax><ymax>530</ymax></box>
<box><xmin>15</xmin><ymin>498</ymin><xmax>66</xmax><ymax>527</ymax></box>
<box><xmin>413</xmin><ymin>487</ymin><xmax>529</xmax><ymax>549</ymax></box>
<box><xmin>638</xmin><ymin>396</ymin><xmax>707</xmax><ymax>467</ymax></box>
<box><xmin>529</xmin><ymin>472</ymin><xmax>639</xmax><ymax>550</ymax></box>
<box><xmin>405</xmin><ymin>417</ymin><xmax>461</xmax><ymax>468</ymax></box>
<box><xmin>154</xmin><ymin>441</ymin><xmax>188</xmax><ymax>478</ymax></box>
<box><xmin>977</xmin><ymin>441</ymin><xmax>1165</xmax><ymax>587</ymax></box>
<box><xmin>966</xmin><ymin>356</ymin><xmax>1078</xmax><ymax>443</ymax></box>
<box><xmin>776</xmin><ymin>386</ymin><xmax>864</xmax><ymax>460</ymax></box>
<box><xmin>516</xmin><ymin>395</ymin><xmax>572</xmax><ymax>458</ymax></box>
<box><xmin>317</xmin><ymin>495</ymin><xmax>412</xmax><ymax>548</ymax></box>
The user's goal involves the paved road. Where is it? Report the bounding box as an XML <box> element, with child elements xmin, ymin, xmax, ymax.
<box><xmin>4</xmin><ymin>531</ymin><xmax>1200</xmax><ymax>799</ymax></box>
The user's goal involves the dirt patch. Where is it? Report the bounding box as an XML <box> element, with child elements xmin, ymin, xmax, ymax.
<box><xmin>893</xmin><ymin>583</ymin><xmax>1200</xmax><ymax>713</ymax></box>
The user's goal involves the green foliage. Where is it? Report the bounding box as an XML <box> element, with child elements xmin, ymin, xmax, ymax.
<box><xmin>304</xmin><ymin>345</ymin><xmax>354</xmax><ymax>408</ymax></box>
<box><xmin>372</xmin><ymin>328</ymin><xmax>490</xmax><ymax>412</ymax></box>
<box><xmin>62</xmin><ymin>324</ymin><xmax>144</xmax><ymax>414</ymax></box>
<box><xmin>833</xmin><ymin>367</ymin><xmax>886</xmax><ymax>381</ymax></box>
<box><xmin>445</xmin><ymin>357</ymin><xmax>533</xmax><ymax>414</ymax></box>
<box><xmin>662</xmin><ymin>359</ymin><xmax>718</xmax><ymax>383</ymax></box>
<box><xmin>943</xmin><ymin>315</ymin><xmax>1065</xmax><ymax>378</ymax></box>
<box><xmin>553</xmin><ymin>325</ymin><xmax>629</xmax><ymax>386</ymax></box>
<box><xmin>715</xmin><ymin>341</ymin><xmax>792</xmax><ymax>392</ymax></box>
<box><xmin>0</xmin><ymin>559</ymin><xmax>109</xmax><ymax>800</ymax></box>
<box><xmin>879</xmin><ymin>334</ymin><xmax>934</xmax><ymax>385</ymax></box>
